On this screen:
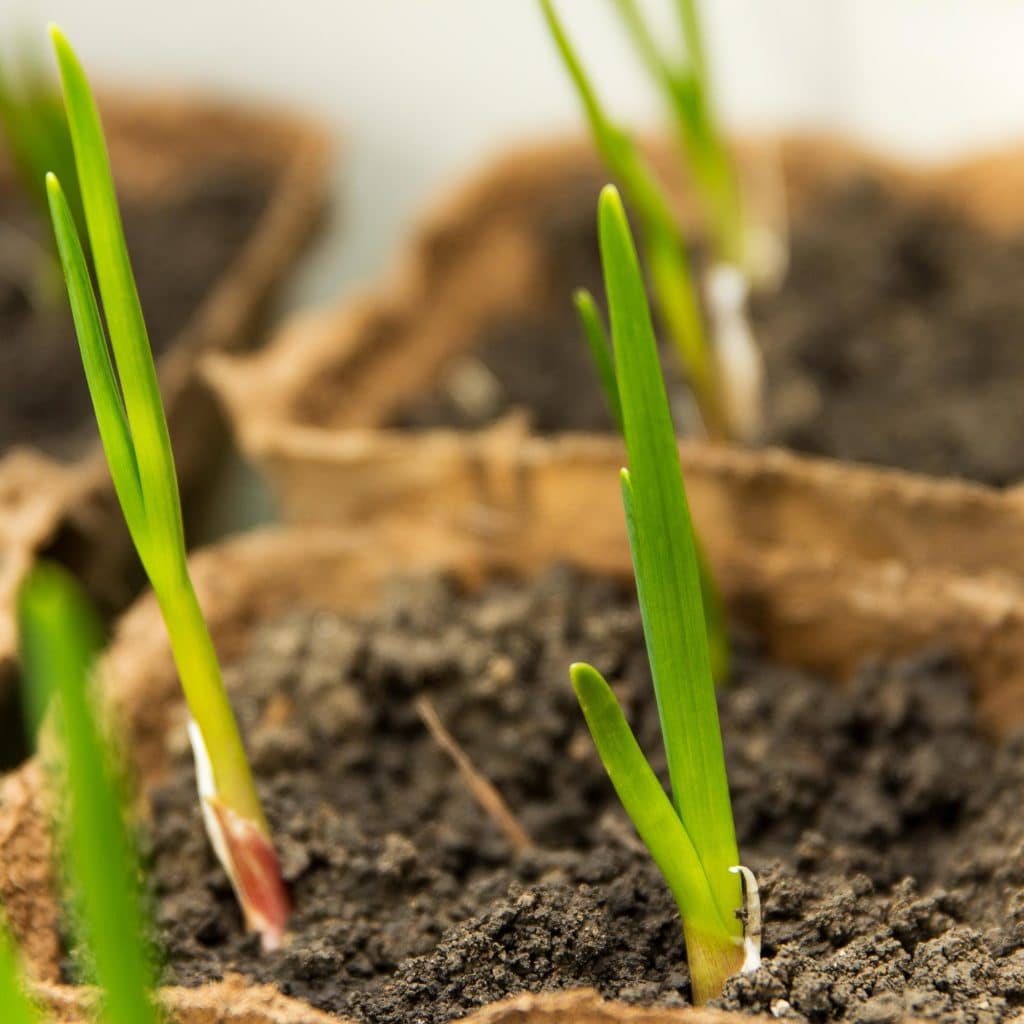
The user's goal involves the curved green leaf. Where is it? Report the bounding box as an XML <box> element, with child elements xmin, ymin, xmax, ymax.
<box><xmin>570</xmin><ymin>662</ymin><xmax>729</xmax><ymax>936</ymax></box>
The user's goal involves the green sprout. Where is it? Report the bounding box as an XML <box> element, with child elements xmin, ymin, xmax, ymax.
<box><xmin>539</xmin><ymin>0</ymin><xmax>726</xmax><ymax>440</ymax></box>
<box><xmin>573</xmin><ymin>286</ymin><xmax>729</xmax><ymax>682</ymax></box>
<box><xmin>570</xmin><ymin>186</ymin><xmax>759</xmax><ymax>1004</ymax></box>
<box><xmin>540</xmin><ymin>0</ymin><xmax>766</xmax><ymax>442</ymax></box>
<box><xmin>18</xmin><ymin>562</ymin><xmax>161</xmax><ymax>1024</ymax></box>
<box><xmin>611</xmin><ymin>0</ymin><xmax>745</xmax><ymax>270</ymax></box>
<box><xmin>0</xmin><ymin>40</ymin><xmax>85</xmax><ymax>302</ymax></box>
<box><xmin>44</xmin><ymin>25</ymin><xmax>289</xmax><ymax>950</ymax></box>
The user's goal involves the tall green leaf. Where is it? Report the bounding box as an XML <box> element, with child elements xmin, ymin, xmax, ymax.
<box><xmin>19</xmin><ymin>562</ymin><xmax>160</xmax><ymax>1024</ymax></box>
<box><xmin>538</xmin><ymin>0</ymin><xmax>716</xmax><ymax>431</ymax></box>
<box><xmin>46</xmin><ymin>175</ymin><xmax>147</xmax><ymax>552</ymax></box>
<box><xmin>45</xmin><ymin>27</ymin><xmax>286</xmax><ymax>947</ymax></box>
<box><xmin>611</xmin><ymin>0</ymin><xmax>745</xmax><ymax>267</ymax></box>
<box><xmin>598</xmin><ymin>185</ymin><xmax>740</xmax><ymax>927</ymax></box>
<box><xmin>49</xmin><ymin>26</ymin><xmax>185</xmax><ymax>587</ymax></box>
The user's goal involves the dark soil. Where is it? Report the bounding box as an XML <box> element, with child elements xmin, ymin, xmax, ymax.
<box><xmin>0</xmin><ymin>161</ymin><xmax>272</xmax><ymax>460</ymax></box>
<box><xmin>138</xmin><ymin>568</ymin><xmax>1024</xmax><ymax>1023</ymax></box>
<box><xmin>390</xmin><ymin>172</ymin><xmax>1024</xmax><ymax>485</ymax></box>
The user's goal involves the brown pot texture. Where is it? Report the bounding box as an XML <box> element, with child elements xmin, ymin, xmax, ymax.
<box><xmin>3</xmin><ymin>493</ymin><xmax>1024</xmax><ymax>1022</ymax></box>
<box><xmin>202</xmin><ymin>133</ymin><xmax>1024</xmax><ymax>605</ymax></box>
<box><xmin>32</xmin><ymin>980</ymin><xmax>754</xmax><ymax>1023</ymax></box>
<box><xmin>0</xmin><ymin>90</ymin><xmax>332</xmax><ymax>699</ymax></box>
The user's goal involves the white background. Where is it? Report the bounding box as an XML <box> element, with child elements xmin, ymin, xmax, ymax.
<box><xmin>5</xmin><ymin>1</ymin><xmax>1024</xmax><ymax>309</ymax></box>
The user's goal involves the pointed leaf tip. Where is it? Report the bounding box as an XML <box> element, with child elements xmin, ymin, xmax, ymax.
<box><xmin>48</xmin><ymin>24</ymin><xmax>73</xmax><ymax>63</ymax></box>
<box><xmin>45</xmin><ymin>171</ymin><xmax>61</xmax><ymax>198</ymax></box>
<box><xmin>599</xmin><ymin>182</ymin><xmax>623</xmax><ymax>216</ymax></box>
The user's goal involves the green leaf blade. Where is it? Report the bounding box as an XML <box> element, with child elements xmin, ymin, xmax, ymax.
<box><xmin>49</xmin><ymin>24</ymin><xmax>186</xmax><ymax>584</ymax></box>
<box><xmin>539</xmin><ymin>2</ymin><xmax>717</xmax><ymax>435</ymax></box>
<box><xmin>45</xmin><ymin>173</ymin><xmax>147</xmax><ymax>554</ymax></box>
<box><xmin>598</xmin><ymin>185</ymin><xmax>740</xmax><ymax>931</ymax></box>
<box><xmin>570</xmin><ymin>662</ymin><xmax>727</xmax><ymax>934</ymax></box>
<box><xmin>676</xmin><ymin>0</ymin><xmax>708</xmax><ymax>93</ymax></box>
<box><xmin>574</xmin><ymin>288</ymin><xmax>622</xmax><ymax>432</ymax></box>
<box><xmin>538</xmin><ymin>0</ymin><xmax>618</xmax><ymax>163</ymax></box>
<box><xmin>672</xmin><ymin>0</ymin><xmax>745</xmax><ymax>267</ymax></box>
<box><xmin>19</xmin><ymin>563</ymin><xmax>160</xmax><ymax>1024</ymax></box>
<box><xmin>46</xmin><ymin>27</ymin><xmax>286</xmax><ymax>947</ymax></box>
<box><xmin>611</xmin><ymin>0</ymin><xmax>671</xmax><ymax>90</ymax></box>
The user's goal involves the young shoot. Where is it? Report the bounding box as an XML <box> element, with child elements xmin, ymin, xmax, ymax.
<box><xmin>540</xmin><ymin>0</ymin><xmax>723</xmax><ymax>440</ymax></box>
<box><xmin>539</xmin><ymin>0</ymin><xmax>764</xmax><ymax>441</ymax></box>
<box><xmin>570</xmin><ymin>186</ymin><xmax>759</xmax><ymax>1004</ymax></box>
<box><xmin>44</xmin><ymin>25</ymin><xmax>289</xmax><ymax>950</ymax></box>
<box><xmin>612</xmin><ymin>0</ymin><xmax>767</xmax><ymax>439</ymax></box>
<box><xmin>0</xmin><ymin>40</ymin><xmax>84</xmax><ymax>304</ymax></box>
<box><xmin>611</xmin><ymin>0</ymin><xmax>746</xmax><ymax>272</ymax></box>
<box><xmin>18</xmin><ymin>562</ymin><xmax>160</xmax><ymax>1024</ymax></box>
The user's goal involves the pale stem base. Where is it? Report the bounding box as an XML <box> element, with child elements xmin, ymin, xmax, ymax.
<box><xmin>684</xmin><ymin>923</ymin><xmax>746</xmax><ymax>1006</ymax></box>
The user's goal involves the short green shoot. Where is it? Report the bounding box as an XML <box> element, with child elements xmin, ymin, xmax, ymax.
<box><xmin>44</xmin><ymin>25</ymin><xmax>288</xmax><ymax>950</ymax></box>
<box><xmin>0</xmin><ymin>40</ymin><xmax>84</xmax><ymax>303</ymax></box>
<box><xmin>611</xmin><ymin>0</ymin><xmax>746</xmax><ymax>270</ymax></box>
<box><xmin>18</xmin><ymin>562</ymin><xmax>160</xmax><ymax>1024</ymax></box>
<box><xmin>570</xmin><ymin>186</ymin><xmax>758</xmax><ymax>1004</ymax></box>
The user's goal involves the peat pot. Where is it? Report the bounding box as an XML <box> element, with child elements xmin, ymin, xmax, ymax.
<box><xmin>2</xmin><ymin>493</ymin><xmax>1024</xmax><ymax>1021</ymax></box>
<box><xmin>203</xmin><ymin>134</ymin><xmax>1024</xmax><ymax>595</ymax></box>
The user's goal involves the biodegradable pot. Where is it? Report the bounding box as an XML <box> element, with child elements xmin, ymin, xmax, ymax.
<box><xmin>207</xmin><ymin>132</ymin><xmax>1024</xmax><ymax>438</ymax></box>
<box><xmin>203</xmin><ymin>133</ymin><xmax>1024</xmax><ymax>592</ymax></box>
<box><xmin>2</xmin><ymin>497</ymin><xmax>1024</xmax><ymax>1022</ymax></box>
<box><xmin>0</xmin><ymin>90</ymin><xmax>332</xmax><ymax>700</ymax></box>
<box><xmin>34</xmin><ymin>983</ymin><xmax>755</xmax><ymax>1024</ymax></box>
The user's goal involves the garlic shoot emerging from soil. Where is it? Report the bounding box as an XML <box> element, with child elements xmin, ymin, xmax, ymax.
<box><xmin>706</xmin><ymin>264</ymin><xmax>764</xmax><ymax>443</ymax></box>
<box><xmin>729</xmin><ymin>864</ymin><xmax>762</xmax><ymax>973</ymax></box>
<box><xmin>569</xmin><ymin>189</ymin><xmax>746</xmax><ymax>1006</ymax></box>
<box><xmin>47</xmin><ymin>24</ymin><xmax>290</xmax><ymax>950</ymax></box>
<box><xmin>189</xmin><ymin>720</ymin><xmax>290</xmax><ymax>952</ymax></box>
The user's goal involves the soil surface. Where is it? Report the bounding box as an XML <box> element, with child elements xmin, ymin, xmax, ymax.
<box><xmin>131</xmin><ymin>569</ymin><xmax>1024</xmax><ymax>1023</ymax></box>
<box><xmin>390</xmin><ymin>172</ymin><xmax>1024</xmax><ymax>485</ymax></box>
<box><xmin>0</xmin><ymin>161</ymin><xmax>272</xmax><ymax>460</ymax></box>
